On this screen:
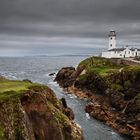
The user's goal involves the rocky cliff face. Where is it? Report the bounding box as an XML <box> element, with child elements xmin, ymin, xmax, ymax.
<box><xmin>0</xmin><ymin>79</ymin><xmax>83</xmax><ymax>140</ymax></box>
<box><xmin>55</xmin><ymin>57</ymin><xmax>140</xmax><ymax>140</ymax></box>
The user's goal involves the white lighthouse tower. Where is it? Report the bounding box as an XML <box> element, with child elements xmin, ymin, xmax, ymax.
<box><xmin>108</xmin><ymin>31</ymin><xmax>116</xmax><ymax>50</ymax></box>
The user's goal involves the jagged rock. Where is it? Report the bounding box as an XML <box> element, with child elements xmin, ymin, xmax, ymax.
<box><xmin>64</xmin><ymin>107</ymin><xmax>75</xmax><ymax>120</ymax></box>
<box><xmin>74</xmin><ymin>71</ymin><xmax>108</xmax><ymax>95</ymax></box>
<box><xmin>0</xmin><ymin>81</ymin><xmax>84</xmax><ymax>140</ymax></box>
<box><xmin>61</xmin><ymin>98</ymin><xmax>75</xmax><ymax>120</ymax></box>
<box><xmin>49</xmin><ymin>73</ymin><xmax>55</xmax><ymax>76</ymax></box>
<box><xmin>55</xmin><ymin>67</ymin><xmax>76</xmax><ymax>88</ymax></box>
<box><xmin>55</xmin><ymin>56</ymin><xmax>140</xmax><ymax>139</ymax></box>
<box><xmin>61</xmin><ymin>98</ymin><xmax>68</xmax><ymax>108</ymax></box>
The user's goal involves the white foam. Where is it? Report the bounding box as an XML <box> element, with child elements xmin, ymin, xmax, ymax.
<box><xmin>111</xmin><ymin>131</ymin><xmax>117</xmax><ymax>136</ymax></box>
<box><xmin>86</xmin><ymin>113</ymin><xmax>90</xmax><ymax>119</ymax></box>
<box><xmin>44</xmin><ymin>73</ymin><xmax>49</xmax><ymax>77</ymax></box>
<box><xmin>20</xmin><ymin>71</ymin><xmax>26</xmax><ymax>74</ymax></box>
<box><xmin>48</xmin><ymin>81</ymin><xmax>59</xmax><ymax>87</ymax></box>
<box><xmin>68</xmin><ymin>94</ymin><xmax>77</xmax><ymax>99</ymax></box>
<box><xmin>0</xmin><ymin>72</ymin><xmax>17</xmax><ymax>80</ymax></box>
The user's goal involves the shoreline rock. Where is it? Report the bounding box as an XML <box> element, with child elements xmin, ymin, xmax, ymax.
<box><xmin>49</xmin><ymin>73</ymin><xmax>56</xmax><ymax>76</ymax></box>
<box><xmin>0</xmin><ymin>79</ymin><xmax>84</xmax><ymax>140</ymax></box>
<box><xmin>55</xmin><ymin>57</ymin><xmax>140</xmax><ymax>140</ymax></box>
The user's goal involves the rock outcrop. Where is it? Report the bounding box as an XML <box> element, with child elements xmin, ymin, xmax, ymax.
<box><xmin>55</xmin><ymin>67</ymin><xmax>76</xmax><ymax>88</ymax></box>
<box><xmin>55</xmin><ymin>56</ymin><xmax>140</xmax><ymax>140</ymax></box>
<box><xmin>0</xmin><ymin>79</ymin><xmax>83</xmax><ymax>140</ymax></box>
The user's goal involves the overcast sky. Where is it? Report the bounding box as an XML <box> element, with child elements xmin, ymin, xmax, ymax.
<box><xmin>0</xmin><ymin>0</ymin><xmax>140</xmax><ymax>56</ymax></box>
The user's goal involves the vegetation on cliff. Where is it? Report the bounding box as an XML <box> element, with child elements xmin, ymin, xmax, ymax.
<box><xmin>0</xmin><ymin>78</ymin><xmax>83</xmax><ymax>140</ymax></box>
<box><xmin>77</xmin><ymin>56</ymin><xmax>124</xmax><ymax>76</ymax></box>
<box><xmin>55</xmin><ymin>56</ymin><xmax>140</xmax><ymax>139</ymax></box>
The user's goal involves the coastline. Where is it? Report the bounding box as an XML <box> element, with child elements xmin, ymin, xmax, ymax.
<box><xmin>54</xmin><ymin>57</ymin><xmax>140</xmax><ymax>140</ymax></box>
<box><xmin>57</xmin><ymin>83</ymin><xmax>140</xmax><ymax>140</ymax></box>
<box><xmin>62</xmin><ymin>85</ymin><xmax>138</xmax><ymax>137</ymax></box>
<box><xmin>0</xmin><ymin>77</ymin><xmax>84</xmax><ymax>140</ymax></box>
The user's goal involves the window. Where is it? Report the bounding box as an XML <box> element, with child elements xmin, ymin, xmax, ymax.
<box><xmin>120</xmin><ymin>54</ymin><xmax>122</xmax><ymax>56</ymax></box>
<box><xmin>110</xmin><ymin>44</ymin><xmax>112</xmax><ymax>47</ymax></box>
<box><xmin>110</xmin><ymin>37</ymin><xmax>112</xmax><ymax>40</ymax></box>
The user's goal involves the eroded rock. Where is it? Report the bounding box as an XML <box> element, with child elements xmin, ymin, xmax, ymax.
<box><xmin>0</xmin><ymin>84</ymin><xmax>84</xmax><ymax>140</ymax></box>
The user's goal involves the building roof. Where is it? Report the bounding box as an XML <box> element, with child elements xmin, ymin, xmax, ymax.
<box><xmin>109</xmin><ymin>47</ymin><xmax>140</xmax><ymax>52</ymax></box>
<box><xmin>108</xmin><ymin>48</ymin><xmax>125</xmax><ymax>51</ymax></box>
<box><xmin>130</xmin><ymin>48</ymin><xmax>140</xmax><ymax>51</ymax></box>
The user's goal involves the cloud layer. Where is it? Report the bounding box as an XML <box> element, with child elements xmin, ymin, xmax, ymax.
<box><xmin>0</xmin><ymin>0</ymin><xmax>140</xmax><ymax>56</ymax></box>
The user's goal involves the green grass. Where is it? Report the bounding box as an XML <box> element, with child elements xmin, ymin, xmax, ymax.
<box><xmin>123</xmin><ymin>66</ymin><xmax>140</xmax><ymax>72</ymax></box>
<box><xmin>0</xmin><ymin>79</ymin><xmax>32</xmax><ymax>100</ymax></box>
<box><xmin>78</xmin><ymin>56</ymin><xmax>122</xmax><ymax>76</ymax></box>
<box><xmin>0</xmin><ymin>80</ymin><xmax>32</xmax><ymax>93</ymax></box>
<box><xmin>90</xmin><ymin>66</ymin><xmax>119</xmax><ymax>76</ymax></box>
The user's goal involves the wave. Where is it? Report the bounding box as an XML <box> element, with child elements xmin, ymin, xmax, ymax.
<box><xmin>0</xmin><ymin>72</ymin><xmax>17</xmax><ymax>80</ymax></box>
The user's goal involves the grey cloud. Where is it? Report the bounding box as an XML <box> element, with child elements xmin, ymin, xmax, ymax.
<box><xmin>0</xmin><ymin>0</ymin><xmax>140</xmax><ymax>56</ymax></box>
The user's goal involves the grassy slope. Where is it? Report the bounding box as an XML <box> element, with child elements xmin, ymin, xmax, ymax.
<box><xmin>78</xmin><ymin>56</ymin><xmax>123</xmax><ymax>76</ymax></box>
<box><xmin>78</xmin><ymin>56</ymin><xmax>140</xmax><ymax>108</ymax></box>
<box><xmin>0</xmin><ymin>80</ymin><xmax>32</xmax><ymax>93</ymax></box>
<box><xmin>0</xmin><ymin>79</ymin><xmax>82</xmax><ymax>140</ymax></box>
<box><xmin>0</xmin><ymin>79</ymin><xmax>33</xmax><ymax>100</ymax></box>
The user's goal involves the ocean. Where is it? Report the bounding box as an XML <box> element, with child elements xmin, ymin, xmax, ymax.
<box><xmin>0</xmin><ymin>52</ymin><xmax>128</xmax><ymax>140</ymax></box>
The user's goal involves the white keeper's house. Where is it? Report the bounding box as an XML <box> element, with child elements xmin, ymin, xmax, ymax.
<box><xmin>101</xmin><ymin>31</ymin><xmax>140</xmax><ymax>58</ymax></box>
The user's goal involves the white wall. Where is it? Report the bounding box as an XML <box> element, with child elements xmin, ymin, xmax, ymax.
<box><xmin>121</xmin><ymin>48</ymin><xmax>131</xmax><ymax>58</ymax></box>
<box><xmin>137</xmin><ymin>51</ymin><xmax>140</xmax><ymax>56</ymax></box>
<box><xmin>108</xmin><ymin>36</ymin><xmax>116</xmax><ymax>50</ymax></box>
<box><xmin>122</xmin><ymin>48</ymin><xmax>140</xmax><ymax>58</ymax></box>
<box><xmin>101</xmin><ymin>51</ymin><xmax>117</xmax><ymax>58</ymax></box>
<box><xmin>102</xmin><ymin>48</ymin><xmax>140</xmax><ymax>58</ymax></box>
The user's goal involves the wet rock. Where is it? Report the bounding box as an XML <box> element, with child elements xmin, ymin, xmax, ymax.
<box><xmin>85</xmin><ymin>103</ymin><xmax>108</xmax><ymax>122</ymax></box>
<box><xmin>61</xmin><ymin>98</ymin><xmax>75</xmax><ymax>120</ymax></box>
<box><xmin>55</xmin><ymin>67</ymin><xmax>76</xmax><ymax>88</ymax></box>
<box><xmin>49</xmin><ymin>73</ymin><xmax>55</xmax><ymax>76</ymax></box>
<box><xmin>65</xmin><ymin>107</ymin><xmax>75</xmax><ymax>120</ymax></box>
<box><xmin>61</xmin><ymin>97</ymin><xmax>67</xmax><ymax>108</ymax></box>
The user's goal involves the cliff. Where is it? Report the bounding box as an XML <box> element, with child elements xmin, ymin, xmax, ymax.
<box><xmin>55</xmin><ymin>56</ymin><xmax>140</xmax><ymax>140</ymax></box>
<box><xmin>0</xmin><ymin>78</ymin><xmax>83</xmax><ymax>140</ymax></box>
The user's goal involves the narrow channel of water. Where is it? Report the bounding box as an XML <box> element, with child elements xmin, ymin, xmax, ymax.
<box><xmin>47</xmin><ymin>78</ymin><xmax>126</xmax><ymax>140</ymax></box>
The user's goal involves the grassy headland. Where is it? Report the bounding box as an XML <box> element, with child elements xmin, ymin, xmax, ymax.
<box><xmin>0</xmin><ymin>79</ymin><xmax>33</xmax><ymax>100</ymax></box>
<box><xmin>55</xmin><ymin>56</ymin><xmax>140</xmax><ymax>139</ymax></box>
<box><xmin>77</xmin><ymin>56</ymin><xmax>124</xmax><ymax>76</ymax></box>
<box><xmin>0</xmin><ymin>77</ymin><xmax>83</xmax><ymax>140</ymax></box>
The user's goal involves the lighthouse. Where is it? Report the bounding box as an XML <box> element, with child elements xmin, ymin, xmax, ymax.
<box><xmin>101</xmin><ymin>31</ymin><xmax>140</xmax><ymax>58</ymax></box>
<box><xmin>108</xmin><ymin>31</ymin><xmax>116</xmax><ymax>50</ymax></box>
